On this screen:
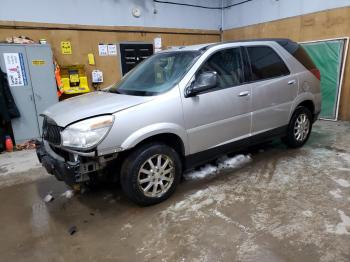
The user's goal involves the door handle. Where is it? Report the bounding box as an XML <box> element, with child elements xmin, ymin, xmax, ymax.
<box><xmin>288</xmin><ymin>80</ymin><xmax>296</xmax><ymax>85</ymax></box>
<box><xmin>238</xmin><ymin>91</ymin><xmax>250</xmax><ymax>97</ymax></box>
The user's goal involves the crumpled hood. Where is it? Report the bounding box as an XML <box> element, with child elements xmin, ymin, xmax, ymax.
<box><xmin>43</xmin><ymin>91</ymin><xmax>153</xmax><ymax>127</ymax></box>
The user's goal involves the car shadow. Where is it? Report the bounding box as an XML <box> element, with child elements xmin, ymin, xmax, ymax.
<box><xmin>34</xmin><ymin>138</ymin><xmax>309</xmax><ymax>231</ymax></box>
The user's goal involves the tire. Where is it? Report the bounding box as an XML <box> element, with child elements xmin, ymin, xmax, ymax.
<box><xmin>120</xmin><ymin>143</ymin><xmax>182</xmax><ymax>206</ymax></box>
<box><xmin>283</xmin><ymin>106</ymin><xmax>313</xmax><ymax>148</ymax></box>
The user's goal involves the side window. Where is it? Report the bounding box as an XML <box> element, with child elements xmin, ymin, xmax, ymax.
<box><xmin>247</xmin><ymin>46</ymin><xmax>290</xmax><ymax>81</ymax></box>
<box><xmin>198</xmin><ymin>48</ymin><xmax>244</xmax><ymax>89</ymax></box>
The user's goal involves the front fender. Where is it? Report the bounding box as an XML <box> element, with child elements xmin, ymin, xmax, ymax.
<box><xmin>121</xmin><ymin>123</ymin><xmax>189</xmax><ymax>155</ymax></box>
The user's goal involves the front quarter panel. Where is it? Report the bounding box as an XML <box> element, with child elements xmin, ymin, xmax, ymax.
<box><xmin>96</xmin><ymin>87</ymin><xmax>188</xmax><ymax>155</ymax></box>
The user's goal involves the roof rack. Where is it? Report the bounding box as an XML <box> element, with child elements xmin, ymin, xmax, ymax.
<box><xmin>200</xmin><ymin>38</ymin><xmax>296</xmax><ymax>51</ymax></box>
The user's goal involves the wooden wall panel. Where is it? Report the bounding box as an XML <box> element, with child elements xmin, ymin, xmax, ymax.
<box><xmin>223</xmin><ymin>6</ymin><xmax>350</xmax><ymax>121</ymax></box>
<box><xmin>0</xmin><ymin>22</ymin><xmax>220</xmax><ymax>90</ymax></box>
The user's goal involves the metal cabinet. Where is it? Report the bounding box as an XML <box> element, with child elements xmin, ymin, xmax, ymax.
<box><xmin>0</xmin><ymin>44</ymin><xmax>58</xmax><ymax>144</ymax></box>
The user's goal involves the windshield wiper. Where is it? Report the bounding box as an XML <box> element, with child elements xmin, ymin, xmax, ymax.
<box><xmin>109</xmin><ymin>88</ymin><xmax>123</xmax><ymax>94</ymax></box>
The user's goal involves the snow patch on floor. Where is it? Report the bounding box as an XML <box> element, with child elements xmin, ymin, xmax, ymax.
<box><xmin>333</xmin><ymin>178</ymin><xmax>350</xmax><ymax>188</ymax></box>
<box><xmin>217</xmin><ymin>154</ymin><xmax>252</xmax><ymax>169</ymax></box>
<box><xmin>184</xmin><ymin>154</ymin><xmax>251</xmax><ymax>180</ymax></box>
<box><xmin>329</xmin><ymin>189</ymin><xmax>343</xmax><ymax>199</ymax></box>
<box><xmin>302</xmin><ymin>210</ymin><xmax>313</xmax><ymax>218</ymax></box>
<box><xmin>183</xmin><ymin>164</ymin><xmax>217</xmax><ymax>180</ymax></box>
<box><xmin>61</xmin><ymin>190</ymin><xmax>74</xmax><ymax>199</ymax></box>
<box><xmin>121</xmin><ymin>223</ymin><xmax>132</xmax><ymax>231</ymax></box>
<box><xmin>0</xmin><ymin>150</ymin><xmax>41</xmax><ymax>176</ymax></box>
<box><xmin>161</xmin><ymin>184</ymin><xmax>236</xmax><ymax>224</ymax></box>
<box><xmin>166</xmin><ymin>188</ymin><xmax>220</xmax><ymax>214</ymax></box>
<box><xmin>213</xmin><ymin>209</ymin><xmax>249</xmax><ymax>233</ymax></box>
<box><xmin>326</xmin><ymin>210</ymin><xmax>350</xmax><ymax>235</ymax></box>
<box><xmin>337</xmin><ymin>167</ymin><xmax>350</xmax><ymax>172</ymax></box>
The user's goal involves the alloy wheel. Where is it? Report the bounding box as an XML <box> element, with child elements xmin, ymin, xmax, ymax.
<box><xmin>294</xmin><ymin>113</ymin><xmax>310</xmax><ymax>142</ymax></box>
<box><xmin>137</xmin><ymin>154</ymin><xmax>175</xmax><ymax>198</ymax></box>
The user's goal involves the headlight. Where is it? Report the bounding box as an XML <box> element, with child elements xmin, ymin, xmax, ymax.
<box><xmin>61</xmin><ymin>115</ymin><xmax>114</xmax><ymax>150</ymax></box>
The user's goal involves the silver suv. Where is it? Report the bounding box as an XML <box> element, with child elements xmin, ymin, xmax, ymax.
<box><xmin>36</xmin><ymin>39</ymin><xmax>321</xmax><ymax>205</ymax></box>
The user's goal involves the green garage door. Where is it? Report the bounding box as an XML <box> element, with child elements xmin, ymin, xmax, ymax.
<box><xmin>301</xmin><ymin>40</ymin><xmax>345</xmax><ymax>120</ymax></box>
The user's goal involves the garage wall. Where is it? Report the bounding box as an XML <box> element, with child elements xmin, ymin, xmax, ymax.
<box><xmin>223</xmin><ymin>6</ymin><xmax>350</xmax><ymax>121</ymax></box>
<box><xmin>0</xmin><ymin>0</ymin><xmax>221</xmax><ymax>90</ymax></box>
<box><xmin>0</xmin><ymin>23</ymin><xmax>220</xmax><ymax>89</ymax></box>
<box><xmin>223</xmin><ymin>0</ymin><xmax>350</xmax><ymax>30</ymax></box>
<box><xmin>0</xmin><ymin>0</ymin><xmax>221</xmax><ymax>30</ymax></box>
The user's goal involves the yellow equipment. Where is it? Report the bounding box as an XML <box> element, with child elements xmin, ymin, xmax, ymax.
<box><xmin>60</xmin><ymin>65</ymin><xmax>90</xmax><ymax>94</ymax></box>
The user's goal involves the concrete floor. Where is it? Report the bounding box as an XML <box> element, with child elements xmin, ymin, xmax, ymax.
<box><xmin>0</xmin><ymin>121</ymin><xmax>350</xmax><ymax>262</ymax></box>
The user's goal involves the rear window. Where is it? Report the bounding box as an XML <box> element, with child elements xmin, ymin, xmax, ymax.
<box><xmin>277</xmin><ymin>41</ymin><xmax>316</xmax><ymax>70</ymax></box>
<box><xmin>247</xmin><ymin>46</ymin><xmax>290</xmax><ymax>81</ymax></box>
<box><xmin>290</xmin><ymin>46</ymin><xmax>316</xmax><ymax>70</ymax></box>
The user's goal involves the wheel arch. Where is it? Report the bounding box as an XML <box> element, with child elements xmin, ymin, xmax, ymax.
<box><xmin>120</xmin><ymin>123</ymin><xmax>188</xmax><ymax>156</ymax></box>
<box><xmin>297</xmin><ymin>100</ymin><xmax>315</xmax><ymax>115</ymax></box>
<box><xmin>131</xmin><ymin>133</ymin><xmax>186</xmax><ymax>158</ymax></box>
<box><xmin>290</xmin><ymin>95</ymin><xmax>316</xmax><ymax>122</ymax></box>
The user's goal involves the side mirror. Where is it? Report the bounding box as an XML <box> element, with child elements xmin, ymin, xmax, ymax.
<box><xmin>185</xmin><ymin>71</ymin><xmax>217</xmax><ymax>97</ymax></box>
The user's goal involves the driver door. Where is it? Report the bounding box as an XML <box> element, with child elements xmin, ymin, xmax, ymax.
<box><xmin>182</xmin><ymin>47</ymin><xmax>252</xmax><ymax>155</ymax></box>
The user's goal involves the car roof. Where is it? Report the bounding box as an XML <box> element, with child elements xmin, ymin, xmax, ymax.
<box><xmin>165</xmin><ymin>38</ymin><xmax>295</xmax><ymax>52</ymax></box>
<box><xmin>166</xmin><ymin>43</ymin><xmax>216</xmax><ymax>51</ymax></box>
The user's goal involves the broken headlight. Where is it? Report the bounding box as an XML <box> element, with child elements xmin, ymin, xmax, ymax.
<box><xmin>61</xmin><ymin>115</ymin><xmax>114</xmax><ymax>150</ymax></box>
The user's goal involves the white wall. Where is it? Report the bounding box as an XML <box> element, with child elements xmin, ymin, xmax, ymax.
<box><xmin>2</xmin><ymin>0</ymin><xmax>349</xmax><ymax>31</ymax></box>
<box><xmin>223</xmin><ymin>0</ymin><xmax>350</xmax><ymax>30</ymax></box>
<box><xmin>0</xmin><ymin>0</ymin><xmax>222</xmax><ymax>30</ymax></box>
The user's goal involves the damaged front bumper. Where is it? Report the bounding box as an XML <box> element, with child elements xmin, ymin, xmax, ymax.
<box><xmin>36</xmin><ymin>140</ymin><xmax>117</xmax><ymax>186</ymax></box>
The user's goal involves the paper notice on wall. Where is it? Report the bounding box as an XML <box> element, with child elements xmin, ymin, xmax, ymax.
<box><xmin>88</xmin><ymin>53</ymin><xmax>95</xmax><ymax>65</ymax></box>
<box><xmin>3</xmin><ymin>53</ymin><xmax>27</xmax><ymax>86</ymax></box>
<box><xmin>154</xmin><ymin>48</ymin><xmax>162</xmax><ymax>53</ymax></box>
<box><xmin>107</xmin><ymin>44</ymin><xmax>117</xmax><ymax>56</ymax></box>
<box><xmin>92</xmin><ymin>70</ymin><xmax>103</xmax><ymax>83</ymax></box>
<box><xmin>154</xmin><ymin>37</ymin><xmax>162</xmax><ymax>49</ymax></box>
<box><xmin>98</xmin><ymin>44</ymin><xmax>108</xmax><ymax>56</ymax></box>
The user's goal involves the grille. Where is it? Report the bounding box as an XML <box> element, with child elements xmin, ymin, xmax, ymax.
<box><xmin>50</xmin><ymin>145</ymin><xmax>71</xmax><ymax>161</ymax></box>
<box><xmin>43</xmin><ymin>117</ymin><xmax>62</xmax><ymax>145</ymax></box>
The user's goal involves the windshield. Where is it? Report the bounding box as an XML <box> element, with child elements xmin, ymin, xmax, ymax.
<box><xmin>109</xmin><ymin>51</ymin><xmax>201</xmax><ymax>96</ymax></box>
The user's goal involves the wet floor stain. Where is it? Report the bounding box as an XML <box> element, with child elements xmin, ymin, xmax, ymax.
<box><xmin>0</xmin><ymin>121</ymin><xmax>350</xmax><ymax>262</ymax></box>
<box><xmin>0</xmin><ymin>166</ymin><xmax>8</xmax><ymax>174</ymax></box>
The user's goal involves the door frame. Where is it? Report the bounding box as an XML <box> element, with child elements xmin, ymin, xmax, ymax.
<box><xmin>299</xmin><ymin>37</ymin><xmax>349</xmax><ymax>121</ymax></box>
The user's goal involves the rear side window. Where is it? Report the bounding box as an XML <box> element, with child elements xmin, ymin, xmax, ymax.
<box><xmin>290</xmin><ymin>46</ymin><xmax>316</xmax><ymax>70</ymax></box>
<box><xmin>276</xmin><ymin>40</ymin><xmax>316</xmax><ymax>70</ymax></box>
<box><xmin>247</xmin><ymin>46</ymin><xmax>290</xmax><ymax>81</ymax></box>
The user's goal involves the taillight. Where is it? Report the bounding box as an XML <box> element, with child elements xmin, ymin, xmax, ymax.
<box><xmin>310</xmin><ymin>68</ymin><xmax>321</xmax><ymax>81</ymax></box>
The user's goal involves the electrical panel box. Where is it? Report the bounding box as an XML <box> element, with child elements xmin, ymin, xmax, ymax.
<box><xmin>0</xmin><ymin>44</ymin><xmax>58</xmax><ymax>143</ymax></box>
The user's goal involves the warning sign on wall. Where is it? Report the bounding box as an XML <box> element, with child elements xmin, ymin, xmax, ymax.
<box><xmin>61</xmin><ymin>41</ymin><xmax>72</xmax><ymax>55</ymax></box>
<box><xmin>3</xmin><ymin>53</ymin><xmax>27</xmax><ymax>86</ymax></box>
<box><xmin>32</xmin><ymin>60</ymin><xmax>45</xmax><ymax>66</ymax></box>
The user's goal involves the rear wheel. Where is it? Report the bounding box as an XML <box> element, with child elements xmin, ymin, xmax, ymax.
<box><xmin>283</xmin><ymin>107</ymin><xmax>312</xmax><ymax>148</ymax></box>
<box><xmin>120</xmin><ymin>143</ymin><xmax>182</xmax><ymax>206</ymax></box>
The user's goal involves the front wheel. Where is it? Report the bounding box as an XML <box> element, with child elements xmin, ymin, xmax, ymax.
<box><xmin>283</xmin><ymin>107</ymin><xmax>313</xmax><ymax>148</ymax></box>
<box><xmin>120</xmin><ymin>143</ymin><xmax>182</xmax><ymax>206</ymax></box>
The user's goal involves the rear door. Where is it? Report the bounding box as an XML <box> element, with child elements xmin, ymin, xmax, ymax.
<box><xmin>182</xmin><ymin>47</ymin><xmax>252</xmax><ymax>154</ymax></box>
<box><xmin>245</xmin><ymin>45</ymin><xmax>297</xmax><ymax>134</ymax></box>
